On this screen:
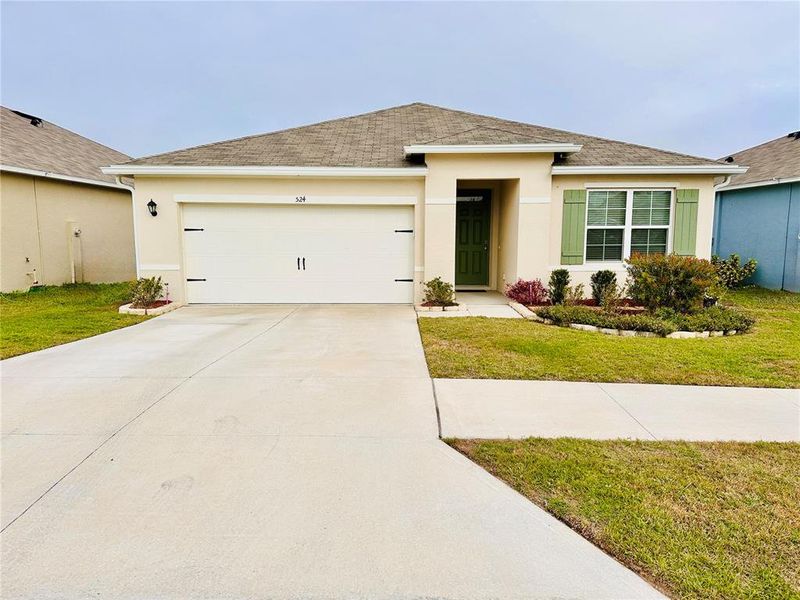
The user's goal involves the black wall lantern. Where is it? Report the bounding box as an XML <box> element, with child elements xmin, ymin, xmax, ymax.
<box><xmin>147</xmin><ymin>199</ymin><xmax>158</xmax><ymax>217</ymax></box>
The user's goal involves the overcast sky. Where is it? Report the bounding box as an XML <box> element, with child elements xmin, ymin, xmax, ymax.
<box><xmin>2</xmin><ymin>1</ymin><xmax>798</xmax><ymax>160</ymax></box>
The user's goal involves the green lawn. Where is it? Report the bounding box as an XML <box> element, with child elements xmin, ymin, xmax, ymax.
<box><xmin>0</xmin><ymin>282</ymin><xmax>149</xmax><ymax>359</ymax></box>
<box><xmin>449</xmin><ymin>438</ymin><xmax>800</xmax><ymax>600</ymax></box>
<box><xmin>419</xmin><ymin>287</ymin><xmax>800</xmax><ymax>388</ymax></box>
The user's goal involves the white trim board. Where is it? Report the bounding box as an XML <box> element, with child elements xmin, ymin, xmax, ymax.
<box><xmin>519</xmin><ymin>196</ymin><xmax>551</xmax><ymax>204</ymax></box>
<box><xmin>552</xmin><ymin>165</ymin><xmax>747</xmax><ymax>175</ymax></box>
<box><xmin>425</xmin><ymin>197</ymin><xmax>457</xmax><ymax>205</ymax></box>
<box><xmin>716</xmin><ymin>176</ymin><xmax>800</xmax><ymax>192</ymax></box>
<box><xmin>1</xmin><ymin>164</ymin><xmax>131</xmax><ymax>190</ymax></box>
<box><xmin>404</xmin><ymin>143</ymin><xmax>582</xmax><ymax>155</ymax></box>
<box><xmin>584</xmin><ymin>182</ymin><xmax>679</xmax><ymax>189</ymax></box>
<box><xmin>139</xmin><ymin>264</ymin><xmax>181</xmax><ymax>271</ymax></box>
<box><xmin>103</xmin><ymin>165</ymin><xmax>428</xmax><ymax>178</ymax></box>
<box><xmin>175</xmin><ymin>194</ymin><xmax>417</xmax><ymax>205</ymax></box>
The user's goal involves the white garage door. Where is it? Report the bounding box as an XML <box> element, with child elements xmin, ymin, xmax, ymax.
<box><xmin>182</xmin><ymin>203</ymin><xmax>415</xmax><ymax>303</ymax></box>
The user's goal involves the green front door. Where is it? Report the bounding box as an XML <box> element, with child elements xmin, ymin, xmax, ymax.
<box><xmin>455</xmin><ymin>190</ymin><xmax>491</xmax><ymax>286</ymax></box>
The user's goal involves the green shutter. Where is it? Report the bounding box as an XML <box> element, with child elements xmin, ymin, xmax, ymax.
<box><xmin>561</xmin><ymin>189</ymin><xmax>586</xmax><ymax>265</ymax></box>
<box><xmin>673</xmin><ymin>189</ymin><xmax>699</xmax><ymax>255</ymax></box>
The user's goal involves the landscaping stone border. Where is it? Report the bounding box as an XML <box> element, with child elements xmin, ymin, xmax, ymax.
<box><xmin>507</xmin><ymin>300</ymin><xmax>741</xmax><ymax>338</ymax></box>
<box><xmin>415</xmin><ymin>304</ymin><xmax>465</xmax><ymax>313</ymax></box>
<box><xmin>118</xmin><ymin>302</ymin><xmax>182</xmax><ymax>316</ymax></box>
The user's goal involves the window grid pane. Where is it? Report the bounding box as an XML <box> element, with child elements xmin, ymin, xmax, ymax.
<box><xmin>587</xmin><ymin>191</ymin><xmax>627</xmax><ymax>227</ymax></box>
<box><xmin>630</xmin><ymin>228</ymin><xmax>667</xmax><ymax>255</ymax></box>
<box><xmin>632</xmin><ymin>191</ymin><xmax>671</xmax><ymax>226</ymax></box>
<box><xmin>586</xmin><ymin>228</ymin><xmax>624</xmax><ymax>261</ymax></box>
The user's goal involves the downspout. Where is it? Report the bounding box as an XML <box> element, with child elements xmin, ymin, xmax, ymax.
<box><xmin>115</xmin><ymin>175</ymin><xmax>140</xmax><ymax>278</ymax></box>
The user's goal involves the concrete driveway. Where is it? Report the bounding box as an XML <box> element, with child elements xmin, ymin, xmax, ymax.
<box><xmin>1</xmin><ymin>305</ymin><xmax>662</xmax><ymax>599</ymax></box>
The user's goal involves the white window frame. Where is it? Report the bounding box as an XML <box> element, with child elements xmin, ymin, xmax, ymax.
<box><xmin>584</xmin><ymin>189</ymin><xmax>674</xmax><ymax>264</ymax></box>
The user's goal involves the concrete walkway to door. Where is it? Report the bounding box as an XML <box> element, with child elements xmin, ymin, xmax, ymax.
<box><xmin>435</xmin><ymin>378</ymin><xmax>800</xmax><ymax>441</ymax></box>
<box><xmin>0</xmin><ymin>304</ymin><xmax>663</xmax><ymax>599</ymax></box>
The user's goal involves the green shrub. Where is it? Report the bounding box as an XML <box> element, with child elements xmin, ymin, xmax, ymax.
<box><xmin>590</xmin><ymin>270</ymin><xmax>618</xmax><ymax>303</ymax></box>
<box><xmin>712</xmin><ymin>254</ymin><xmax>757</xmax><ymax>288</ymax></box>
<box><xmin>548</xmin><ymin>269</ymin><xmax>570</xmax><ymax>305</ymax></box>
<box><xmin>670</xmin><ymin>306</ymin><xmax>755</xmax><ymax>333</ymax></box>
<box><xmin>422</xmin><ymin>277</ymin><xmax>456</xmax><ymax>305</ymax></box>
<box><xmin>536</xmin><ymin>305</ymin><xmax>676</xmax><ymax>336</ymax></box>
<box><xmin>564</xmin><ymin>283</ymin><xmax>585</xmax><ymax>306</ymax></box>
<box><xmin>130</xmin><ymin>276</ymin><xmax>164</xmax><ymax>309</ymax></box>
<box><xmin>626</xmin><ymin>253</ymin><xmax>718</xmax><ymax>313</ymax></box>
<box><xmin>535</xmin><ymin>304</ymin><xmax>752</xmax><ymax>336</ymax></box>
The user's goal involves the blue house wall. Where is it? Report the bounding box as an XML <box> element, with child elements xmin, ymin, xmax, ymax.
<box><xmin>713</xmin><ymin>182</ymin><xmax>799</xmax><ymax>292</ymax></box>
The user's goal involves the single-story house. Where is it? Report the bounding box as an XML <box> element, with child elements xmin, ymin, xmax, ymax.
<box><xmin>0</xmin><ymin>106</ymin><xmax>136</xmax><ymax>292</ymax></box>
<box><xmin>103</xmin><ymin>102</ymin><xmax>745</xmax><ymax>305</ymax></box>
<box><xmin>713</xmin><ymin>132</ymin><xmax>799</xmax><ymax>292</ymax></box>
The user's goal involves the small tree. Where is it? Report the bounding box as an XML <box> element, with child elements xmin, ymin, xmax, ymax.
<box><xmin>590</xmin><ymin>270</ymin><xmax>617</xmax><ymax>304</ymax></box>
<box><xmin>626</xmin><ymin>254</ymin><xmax>718</xmax><ymax>313</ymax></box>
<box><xmin>130</xmin><ymin>276</ymin><xmax>164</xmax><ymax>310</ymax></box>
<box><xmin>548</xmin><ymin>269</ymin><xmax>570</xmax><ymax>305</ymax></box>
<box><xmin>422</xmin><ymin>277</ymin><xmax>456</xmax><ymax>306</ymax></box>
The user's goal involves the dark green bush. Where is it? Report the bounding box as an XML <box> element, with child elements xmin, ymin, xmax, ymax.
<box><xmin>590</xmin><ymin>270</ymin><xmax>618</xmax><ymax>303</ymax></box>
<box><xmin>711</xmin><ymin>254</ymin><xmax>758</xmax><ymax>288</ymax></box>
<box><xmin>626</xmin><ymin>253</ymin><xmax>718</xmax><ymax>313</ymax></box>
<box><xmin>548</xmin><ymin>269</ymin><xmax>570</xmax><ymax>305</ymax></box>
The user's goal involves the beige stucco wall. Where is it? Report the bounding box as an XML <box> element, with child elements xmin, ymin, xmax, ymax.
<box><xmin>131</xmin><ymin>176</ymin><xmax>425</xmax><ymax>304</ymax></box>
<box><xmin>0</xmin><ymin>172</ymin><xmax>136</xmax><ymax>292</ymax></box>
<box><xmin>126</xmin><ymin>163</ymin><xmax>718</xmax><ymax>304</ymax></box>
<box><xmin>549</xmin><ymin>174</ymin><xmax>717</xmax><ymax>287</ymax></box>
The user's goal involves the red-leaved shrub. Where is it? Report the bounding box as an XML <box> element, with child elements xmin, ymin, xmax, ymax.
<box><xmin>505</xmin><ymin>278</ymin><xmax>549</xmax><ymax>305</ymax></box>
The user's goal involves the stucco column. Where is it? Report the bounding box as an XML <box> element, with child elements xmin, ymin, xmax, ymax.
<box><xmin>423</xmin><ymin>201</ymin><xmax>456</xmax><ymax>285</ymax></box>
<box><xmin>516</xmin><ymin>199</ymin><xmax>552</xmax><ymax>280</ymax></box>
<box><xmin>422</xmin><ymin>165</ymin><xmax>457</xmax><ymax>286</ymax></box>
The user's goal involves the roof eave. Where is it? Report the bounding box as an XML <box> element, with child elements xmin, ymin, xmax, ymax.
<box><xmin>716</xmin><ymin>175</ymin><xmax>800</xmax><ymax>192</ymax></box>
<box><xmin>1</xmin><ymin>164</ymin><xmax>131</xmax><ymax>190</ymax></box>
<box><xmin>403</xmin><ymin>143</ymin><xmax>583</xmax><ymax>155</ymax></box>
<box><xmin>102</xmin><ymin>165</ymin><xmax>429</xmax><ymax>178</ymax></box>
<box><xmin>551</xmin><ymin>165</ymin><xmax>748</xmax><ymax>175</ymax></box>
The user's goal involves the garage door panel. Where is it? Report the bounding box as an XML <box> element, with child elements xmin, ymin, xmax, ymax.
<box><xmin>182</xmin><ymin>203</ymin><xmax>414</xmax><ymax>303</ymax></box>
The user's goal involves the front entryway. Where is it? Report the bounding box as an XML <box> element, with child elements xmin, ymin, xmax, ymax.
<box><xmin>182</xmin><ymin>203</ymin><xmax>415</xmax><ymax>303</ymax></box>
<box><xmin>455</xmin><ymin>190</ymin><xmax>491</xmax><ymax>287</ymax></box>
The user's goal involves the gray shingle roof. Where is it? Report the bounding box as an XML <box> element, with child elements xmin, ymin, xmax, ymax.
<box><xmin>0</xmin><ymin>106</ymin><xmax>130</xmax><ymax>185</ymax></box>
<box><xmin>720</xmin><ymin>132</ymin><xmax>800</xmax><ymax>187</ymax></box>
<box><xmin>123</xmin><ymin>102</ymin><xmax>724</xmax><ymax>169</ymax></box>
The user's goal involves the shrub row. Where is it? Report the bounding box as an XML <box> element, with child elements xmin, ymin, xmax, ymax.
<box><xmin>535</xmin><ymin>304</ymin><xmax>753</xmax><ymax>336</ymax></box>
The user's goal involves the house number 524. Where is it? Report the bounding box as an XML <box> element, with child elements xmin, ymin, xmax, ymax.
<box><xmin>295</xmin><ymin>196</ymin><xmax>306</xmax><ymax>203</ymax></box>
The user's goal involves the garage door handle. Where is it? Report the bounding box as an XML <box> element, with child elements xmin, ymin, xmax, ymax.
<box><xmin>302</xmin><ymin>257</ymin><xmax>306</xmax><ymax>270</ymax></box>
<box><xmin>297</xmin><ymin>257</ymin><xmax>300</xmax><ymax>270</ymax></box>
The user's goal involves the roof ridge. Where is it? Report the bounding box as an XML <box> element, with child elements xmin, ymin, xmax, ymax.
<box><xmin>1</xmin><ymin>106</ymin><xmax>131</xmax><ymax>160</ymax></box>
<box><xmin>414</xmin><ymin>102</ymin><xmax>722</xmax><ymax>165</ymax></box>
<box><xmin>122</xmin><ymin>102</ymin><xmax>425</xmax><ymax>165</ymax></box>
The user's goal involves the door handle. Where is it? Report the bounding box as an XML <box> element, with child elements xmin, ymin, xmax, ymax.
<box><xmin>297</xmin><ymin>257</ymin><xmax>300</xmax><ymax>270</ymax></box>
<box><xmin>483</xmin><ymin>240</ymin><xmax>489</xmax><ymax>251</ymax></box>
<box><xmin>302</xmin><ymin>257</ymin><xmax>306</xmax><ymax>270</ymax></box>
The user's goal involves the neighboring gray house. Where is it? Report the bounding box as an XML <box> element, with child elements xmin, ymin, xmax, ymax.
<box><xmin>714</xmin><ymin>132</ymin><xmax>799</xmax><ymax>292</ymax></box>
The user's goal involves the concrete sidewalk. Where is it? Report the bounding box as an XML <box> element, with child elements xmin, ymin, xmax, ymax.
<box><xmin>435</xmin><ymin>379</ymin><xmax>800</xmax><ymax>441</ymax></box>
